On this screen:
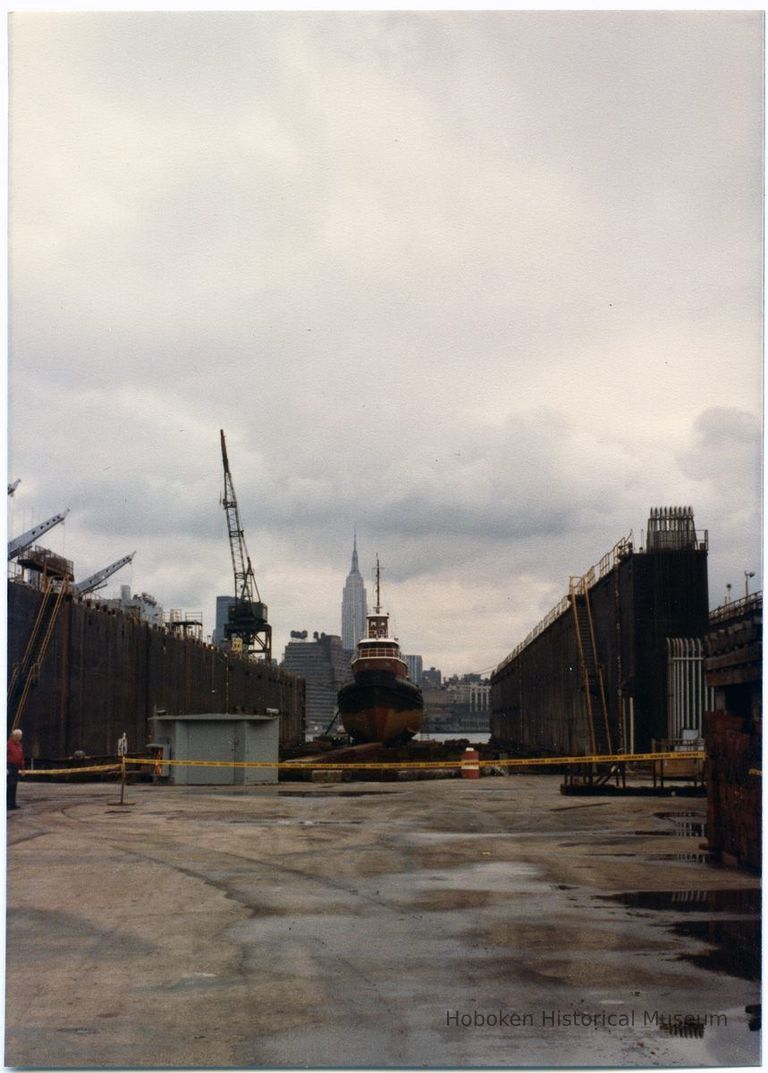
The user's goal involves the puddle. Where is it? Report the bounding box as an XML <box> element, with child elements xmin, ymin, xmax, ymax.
<box><xmin>592</xmin><ymin>851</ymin><xmax>646</xmax><ymax>857</ymax></box>
<box><xmin>395</xmin><ymin>860</ymin><xmax>544</xmax><ymax>897</ymax></box>
<box><xmin>659</xmin><ymin>1019</ymin><xmax>705</xmax><ymax>1039</ymax></box>
<box><xmin>228</xmin><ymin>818</ymin><xmax>363</xmax><ymax>826</ymax></box>
<box><xmin>652</xmin><ymin>852</ymin><xmax>715</xmax><ymax>864</ymax></box>
<box><xmin>278</xmin><ymin>790</ymin><xmax>400</xmax><ymax>798</ymax></box>
<box><xmin>150</xmin><ymin>974</ymin><xmax>228</xmax><ymax>992</ymax></box>
<box><xmin>656</xmin><ymin>811</ymin><xmax>706</xmax><ymax>838</ymax></box>
<box><xmin>561</xmin><ymin>836</ymin><xmax>664</xmax><ymax>846</ymax></box>
<box><xmin>599</xmin><ymin>887</ymin><xmax>761</xmax><ymax>982</ymax></box>
<box><xmin>601</xmin><ymin>889</ymin><xmax>761</xmax><ymax>913</ymax></box>
<box><xmin>405</xmin><ymin>831</ymin><xmax>501</xmax><ymax>843</ymax></box>
<box><xmin>421</xmin><ymin>862</ymin><xmax>538</xmax><ymax>889</ymax></box>
<box><xmin>672</xmin><ymin>919</ymin><xmax>761</xmax><ymax>981</ymax></box>
<box><xmin>669</xmin><ymin>821</ymin><xmax>705</xmax><ymax>837</ymax></box>
<box><xmin>156</xmin><ymin>810</ymin><xmax>366</xmax><ymax>827</ymax></box>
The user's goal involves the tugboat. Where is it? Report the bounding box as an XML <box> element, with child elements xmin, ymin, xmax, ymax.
<box><xmin>337</xmin><ymin>558</ymin><xmax>424</xmax><ymax>744</ymax></box>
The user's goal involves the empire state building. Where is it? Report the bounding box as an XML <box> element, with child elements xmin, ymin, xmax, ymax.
<box><xmin>341</xmin><ymin>536</ymin><xmax>368</xmax><ymax>650</ymax></box>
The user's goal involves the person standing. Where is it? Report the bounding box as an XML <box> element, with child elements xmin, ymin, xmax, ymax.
<box><xmin>7</xmin><ymin>729</ymin><xmax>25</xmax><ymax>811</ymax></box>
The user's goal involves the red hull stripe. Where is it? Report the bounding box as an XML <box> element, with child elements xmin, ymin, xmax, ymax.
<box><xmin>341</xmin><ymin>705</ymin><xmax>423</xmax><ymax>744</ymax></box>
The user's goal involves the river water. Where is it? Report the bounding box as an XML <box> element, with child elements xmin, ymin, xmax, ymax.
<box><xmin>416</xmin><ymin>730</ymin><xmax>491</xmax><ymax>744</ymax></box>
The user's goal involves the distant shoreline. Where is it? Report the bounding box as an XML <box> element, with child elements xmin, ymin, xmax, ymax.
<box><xmin>417</xmin><ymin>731</ymin><xmax>491</xmax><ymax>744</ymax></box>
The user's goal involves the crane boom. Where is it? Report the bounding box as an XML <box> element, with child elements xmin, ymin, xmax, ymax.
<box><xmin>219</xmin><ymin>430</ymin><xmax>271</xmax><ymax>661</ymax></box>
<box><xmin>220</xmin><ymin>430</ymin><xmax>261</xmax><ymax>605</ymax></box>
<box><xmin>72</xmin><ymin>552</ymin><xmax>135</xmax><ymax>596</ymax></box>
<box><xmin>8</xmin><ymin>509</ymin><xmax>70</xmax><ymax>561</ymax></box>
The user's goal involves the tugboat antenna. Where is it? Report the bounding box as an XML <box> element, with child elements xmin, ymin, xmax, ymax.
<box><xmin>375</xmin><ymin>555</ymin><xmax>381</xmax><ymax>614</ymax></box>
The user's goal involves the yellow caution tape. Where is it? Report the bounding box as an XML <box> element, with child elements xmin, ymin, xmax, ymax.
<box><xmin>17</xmin><ymin>752</ymin><xmax>706</xmax><ymax>778</ymax></box>
<box><xmin>120</xmin><ymin>750</ymin><xmax>705</xmax><ymax>772</ymax></box>
<box><xmin>22</xmin><ymin>764</ymin><xmax>122</xmax><ymax>776</ymax></box>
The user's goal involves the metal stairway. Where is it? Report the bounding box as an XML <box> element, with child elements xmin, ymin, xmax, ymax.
<box><xmin>7</xmin><ymin>579</ymin><xmax>69</xmax><ymax>730</ymax></box>
<box><xmin>569</xmin><ymin>575</ymin><xmax>613</xmax><ymax>759</ymax></box>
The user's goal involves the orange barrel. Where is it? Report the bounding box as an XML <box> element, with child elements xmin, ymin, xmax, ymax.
<box><xmin>461</xmin><ymin>747</ymin><xmax>480</xmax><ymax>779</ymax></box>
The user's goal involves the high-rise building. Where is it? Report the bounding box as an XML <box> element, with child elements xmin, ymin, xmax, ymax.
<box><xmin>341</xmin><ymin>535</ymin><xmax>368</xmax><ymax>650</ymax></box>
<box><xmin>404</xmin><ymin>654</ymin><xmax>423</xmax><ymax>685</ymax></box>
<box><xmin>213</xmin><ymin>596</ymin><xmax>236</xmax><ymax>645</ymax></box>
<box><xmin>422</xmin><ymin>667</ymin><xmax>442</xmax><ymax>689</ymax></box>
<box><xmin>281</xmin><ymin>632</ymin><xmax>353</xmax><ymax>734</ymax></box>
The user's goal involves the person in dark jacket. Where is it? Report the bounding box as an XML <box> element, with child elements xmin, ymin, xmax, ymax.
<box><xmin>7</xmin><ymin>729</ymin><xmax>25</xmax><ymax>810</ymax></box>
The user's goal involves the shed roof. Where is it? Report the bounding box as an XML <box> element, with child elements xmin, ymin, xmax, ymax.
<box><xmin>153</xmin><ymin>712</ymin><xmax>278</xmax><ymax>722</ymax></box>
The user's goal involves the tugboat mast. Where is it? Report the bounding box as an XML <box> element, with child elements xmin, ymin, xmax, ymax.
<box><xmin>338</xmin><ymin>552</ymin><xmax>424</xmax><ymax>743</ymax></box>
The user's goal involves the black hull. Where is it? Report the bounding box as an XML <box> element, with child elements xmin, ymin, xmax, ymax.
<box><xmin>338</xmin><ymin>669</ymin><xmax>423</xmax><ymax>712</ymax></box>
<box><xmin>337</xmin><ymin>669</ymin><xmax>424</xmax><ymax>744</ymax></box>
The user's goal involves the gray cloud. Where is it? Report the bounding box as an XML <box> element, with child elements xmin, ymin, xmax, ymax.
<box><xmin>8</xmin><ymin>12</ymin><xmax>762</xmax><ymax>673</ymax></box>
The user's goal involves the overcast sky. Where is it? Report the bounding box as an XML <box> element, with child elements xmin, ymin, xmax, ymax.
<box><xmin>7</xmin><ymin>11</ymin><xmax>763</xmax><ymax>675</ymax></box>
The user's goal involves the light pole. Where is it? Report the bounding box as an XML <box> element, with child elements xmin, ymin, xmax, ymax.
<box><xmin>744</xmin><ymin>571</ymin><xmax>755</xmax><ymax>600</ymax></box>
<box><xmin>725</xmin><ymin>583</ymin><xmax>732</xmax><ymax>604</ymax></box>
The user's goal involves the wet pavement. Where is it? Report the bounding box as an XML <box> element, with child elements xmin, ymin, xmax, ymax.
<box><xmin>5</xmin><ymin>775</ymin><xmax>762</xmax><ymax>1067</ymax></box>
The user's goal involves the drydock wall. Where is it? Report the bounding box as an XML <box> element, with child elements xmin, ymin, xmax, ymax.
<box><xmin>491</xmin><ymin>544</ymin><xmax>709</xmax><ymax>756</ymax></box>
<box><xmin>704</xmin><ymin>594</ymin><xmax>762</xmax><ymax>871</ymax></box>
<box><xmin>8</xmin><ymin>581</ymin><xmax>305</xmax><ymax>760</ymax></box>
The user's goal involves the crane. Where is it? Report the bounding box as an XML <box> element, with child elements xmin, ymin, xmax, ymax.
<box><xmin>72</xmin><ymin>552</ymin><xmax>135</xmax><ymax>597</ymax></box>
<box><xmin>8</xmin><ymin>509</ymin><xmax>70</xmax><ymax>561</ymax></box>
<box><xmin>220</xmin><ymin>430</ymin><xmax>272</xmax><ymax>661</ymax></box>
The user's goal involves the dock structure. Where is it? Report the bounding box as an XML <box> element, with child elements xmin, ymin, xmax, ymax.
<box><xmin>7</xmin><ymin>578</ymin><xmax>305</xmax><ymax>761</ymax></box>
<box><xmin>491</xmin><ymin>507</ymin><xmax>710</xmax><ymax>757</ymax></box>
<box><xmin>704</xmin><ymin>591</ymin><xmax>762</xmax><ymax>870</ymax></box>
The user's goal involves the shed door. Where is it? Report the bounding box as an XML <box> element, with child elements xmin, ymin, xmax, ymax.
<box><xmin>186</xmin><ymin>722</ymin><xmax>236</xmax><ymax>784</ymax></box>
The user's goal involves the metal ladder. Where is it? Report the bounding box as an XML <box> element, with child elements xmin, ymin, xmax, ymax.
<box><xmin>7</xmin><ymin>579</ymin><xmax>69</xmax><ymax>730</ymax></box>
<box><xmin>569</xmin><ymin>574</ymin><xmax>612</xmax><ymax>758</ymax></box>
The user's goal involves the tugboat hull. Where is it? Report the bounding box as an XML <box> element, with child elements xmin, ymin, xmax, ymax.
<box><xmin>338</xmin><ymin>671</ymin><xmax>424</xmax><ymax>744</ymax></box>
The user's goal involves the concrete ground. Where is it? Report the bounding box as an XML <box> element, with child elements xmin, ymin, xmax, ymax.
<box><xmin>4</xmin><ymin>773</ymin><xmax>761</xmax><ymax>1069</ymax></box>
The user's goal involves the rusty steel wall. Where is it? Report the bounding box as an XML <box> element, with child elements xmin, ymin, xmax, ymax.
<box><xmin>704</xmin><ymin>710</ymin><xmax>761</xmax><ymax>871</ymax></box>
<box><xmin>704</xmin><ymin>595</ymin><xmax>762</xmax><ymax>871</ymax></box>
<box><xmin>8</xmin><ymin>581</ymin><xmax>305</xmax><ymax>760</ymax></box>
<box><xmin>491</xmin><ymin>547</ymin><xmax>709</xmax><ymax>756</ymax></box>
<box><xmin>490</xmin><ymin>607</ymin><xmax>589</xmax><ymax>756</ymax></box>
